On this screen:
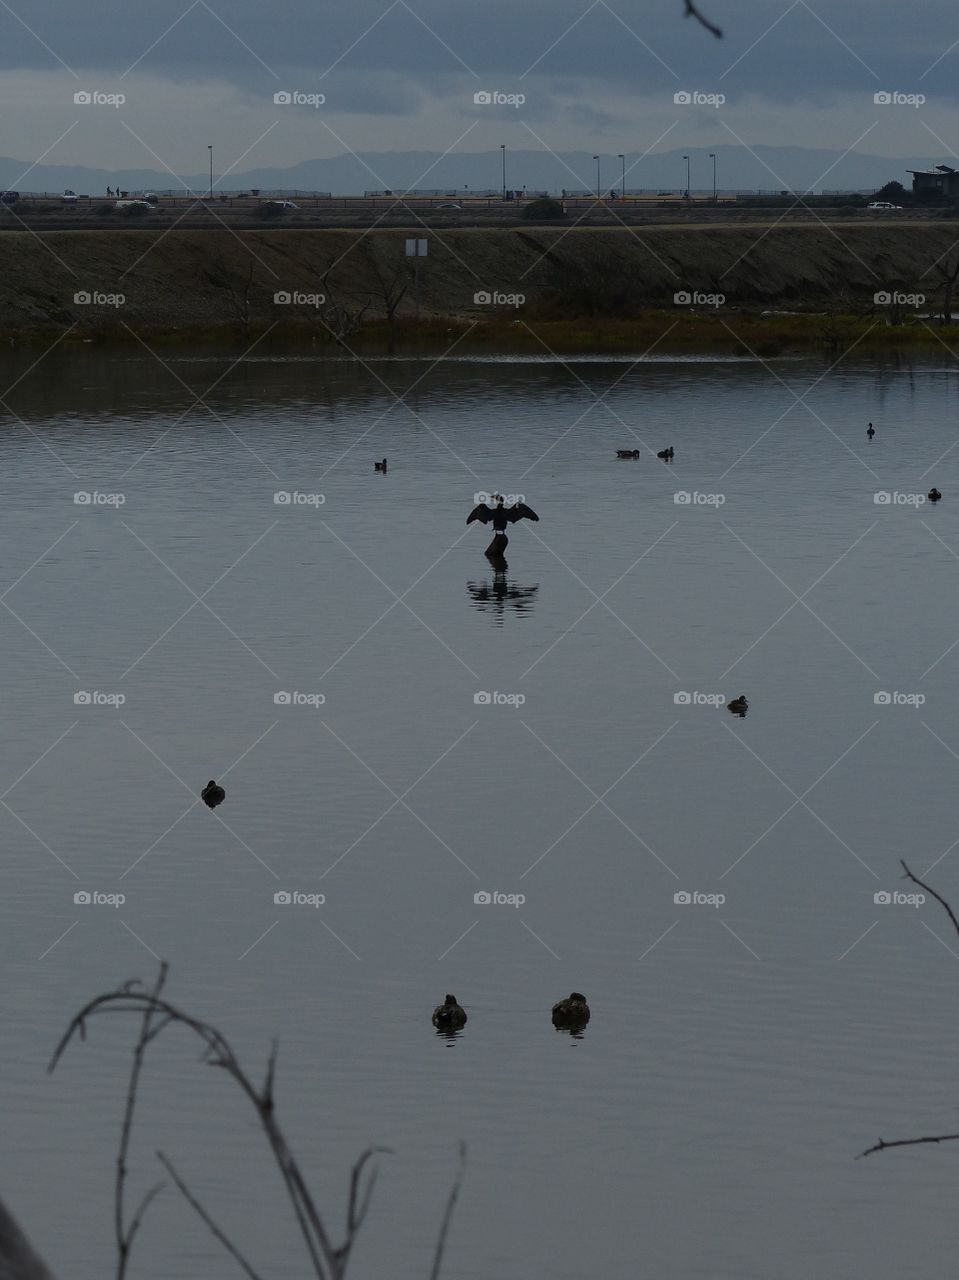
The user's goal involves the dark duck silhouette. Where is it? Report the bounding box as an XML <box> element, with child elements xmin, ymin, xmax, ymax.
<box><xmin>727</xmin><ymin>695</ymin><xmax>748</xmax><ymax>716</ymax></box>
<box><xmin>929</xmin><ymin>488</ymin><xmax>942</xmax><ymax>502</ymax></box>
<box><xmin>201</xmin><ymin>779</ymin><xmax>226</xmax><ymax>809</ymax></box>
<box><xmin>657</xmin><ymin>447</ymin><xmax>675</xmax><ymax>460</ymax></box>
<box><xmin>374</xmin><ymin>458</ymin><xmax>387</xmax><ymax>472</ymax></box>
<box><xmin>616</xmin><ymin>449</ymin><xmax>640</xmax><ymax>458</ymax></box>
<box><xmin>552</xmin><ymin>992</ymin><xmax>590</xmax><ymax>1028</ymax></box>
<box><xmin>432</xmin><ymin>993</ymin><xmax>467</xmax><ymax>1030</ymax></box>
<box><xmin>866</xmin><ymin>423</ymin><xmax>875</xmax><ymax>439</ymax></box>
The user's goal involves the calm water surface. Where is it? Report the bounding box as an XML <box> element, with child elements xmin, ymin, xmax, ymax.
<box><xmin>2</xmin><ymin>345</ymin><xmax>959</xmax><ymax>1278</ymax></box>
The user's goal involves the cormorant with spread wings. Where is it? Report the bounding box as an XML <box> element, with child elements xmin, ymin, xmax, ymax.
<box><xmin>466</xmin><ymin>495</ymin><xmax>539</xmax><ymax>533</ymax></box>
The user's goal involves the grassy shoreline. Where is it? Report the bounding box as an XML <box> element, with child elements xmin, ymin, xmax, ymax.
<box><xmin>9</xmin><ymin>310</ymin><xmax>959</xmax><ymax>358</ymax></box>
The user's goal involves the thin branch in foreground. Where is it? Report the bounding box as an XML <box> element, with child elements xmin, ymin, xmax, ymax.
<box><xmin>901</xmin><ymin>860</ymin><xmax>959</xmax><ymax>937</ymax></box>
<box><xmin>157</xmin><ymin>1151</ymin><xmax>265</xmax><ymax>1280</ymax></box>
<box><xmin>858</xmin><ymin>865</ymin><xmax>959</xmax><ymax>1159</ymax></box>
<box><xmin>429</xmin><ymin>1141</ymin><xmax>467</xmax><ymax>1280</ymax></box>
<box><xmin>859</xmin><ymin>1133</ymin><xmax>959</xmax><ymax>1159</ymax></box>
<box><xmin>683</xmin><ymin>0</ymin><xmax>722</xmax><ymax>38</ymax></box>
<box><xmin>51</xmin><ymin>966</ymin><xmax>466</xmax><ymax>1279</ymax></box>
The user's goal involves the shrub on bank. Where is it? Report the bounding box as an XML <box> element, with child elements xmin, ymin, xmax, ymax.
<box><xmin>522</xmin><ymin>197</ymin><xmax>564</xmax><ymax>221</ymax></box>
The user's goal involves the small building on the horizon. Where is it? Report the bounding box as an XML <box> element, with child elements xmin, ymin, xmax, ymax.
<box><xmin>908</xmin><ymin>164</ymin><xmax>959</xmax><ymax>197</ymax></box>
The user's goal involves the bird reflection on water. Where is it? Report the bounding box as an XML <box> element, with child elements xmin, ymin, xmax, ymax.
<box><xmin>467</xmin><ymin>553</ymin><xmax>539</xmax><ymax>623</ymax></box>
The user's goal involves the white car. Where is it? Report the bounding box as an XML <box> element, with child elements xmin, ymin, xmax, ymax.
<box><xmin>62</xmin><ymin>189</ymin><xmax>78</xmax><ymax>203</ymax></box>
<box><xmin>114</xmin><ymin>199</ymin><xmax>152</xmax><ymax>209</ymax></box>
<box><xmin>867</xmin><ymin>201</ymin><xmax>903</xmax><ymax>210</ymax></box>
<box><xmin>267</xmin><ymin>200</ymin><xmax>298</xmax><ymax>209</ymax></box>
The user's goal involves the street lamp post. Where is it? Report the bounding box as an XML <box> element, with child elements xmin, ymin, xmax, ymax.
<box><xmin>501</xmin><ymin>144</ymin><xmax>506</xmax><ymax>199</ymax></box>
<box><xmin>208</xmin><ymin>144</ymin><xmax>213</xmax><ymax>200</ymax></box>
<box><xmin>618</xmin><ymin>153</ymin><xmax>625</xmax><ymax>199</ymax></box>
<box><xmin>682</xmin><ymin>154</ymin><xmax>690</xmax><ymax>199</ymax></box>
<box><xmin>593</xmin><ymin>154</ymin><xmax>600</xmax><ymax>199</ymax></box>
<box><xmin>709</xmin><ymin>152</ymin><xmax>717</xmax><ymax>203</ymax></box>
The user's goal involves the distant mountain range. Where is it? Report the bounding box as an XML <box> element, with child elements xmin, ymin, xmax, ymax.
<box><xmin>0</xmin><ymin>145</ymin><xmax>921</xmax><ymax>196</ymax></box>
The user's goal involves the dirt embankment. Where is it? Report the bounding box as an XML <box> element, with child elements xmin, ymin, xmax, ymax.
<box><xmin>1</xmin><ymin>224</ymin><xmax>957</xmax><ymax>346</ymax></box>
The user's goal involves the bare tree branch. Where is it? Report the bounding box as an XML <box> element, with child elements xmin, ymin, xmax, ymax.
<box><xmin>858</xmin><ymin>865</ymin><xmax>959</xmax><ymax>1158</ymax></box>
<box><xmin>859</xmin><ymin>1132</ymin><xmax>959</xmax><ymax>1159</ymax></box>
<box><xmin>429</xmin><ymin>1141</ymin><xmax>467</xmax><ymax>1280</ymax></box>
<box><xmin>157</xmin><ymin>1151</ymin><xmax>265</xmax><ymax>1280</ymax></box>
<box><xmin>50</xmin><ymin>966</ymin><xmax>463</xmax><ymax>1279</ymax></box>
<box><xmin>684</xmin><ymin>0</ymin><xmax>722</xmax><ymax>38</ymax></box>
<box><xmin>901</xmin><ymin>860</ymin><xmax>959</xmax><ymax>938</ymax></box>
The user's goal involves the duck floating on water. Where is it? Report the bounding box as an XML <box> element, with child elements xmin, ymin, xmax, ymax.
<box><xmin>657</xmin><ymin>447</ymin><xmax>674</xmax><ymax>461</ymax></box>
<box><xmin>552</xmin><ymin>992</ymin><xmax>590</xmax><ymax>1028</ymax></box>
<box><xmin>929</xmin><ymin>488</ymin><xmax>942</xmax><ymax>502</ymax></box>
<box><xmin>374</xmin><ymin>458</ymin><xmax>387</xmax><ymax>472</ymax></box>
<box><xmin>432</xmin><ymin>993</ymin><xmax>467</xmax><ymax>1029</ymax></box>
<box><xmin>727</xmin><ymin>695</ymin><xmax>748</xmax><ymax>716</ymax></box>
<box><xmin>201</xmin><ymin>780</ymin><xmax>225</xmax><ymax>809</ymax></box>
<box><xmin>616</xmin><ymin>449</ymin><xmax>641</xmax><ymax>459</ymax></box>
<box><xmin>866</xmin><ymin>423</ymin><xmax>875</xmax><ymax>439</ymax></box>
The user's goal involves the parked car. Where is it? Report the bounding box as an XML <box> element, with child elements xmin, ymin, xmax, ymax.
<box><xmin>0</xmin><ymin>191</ymin><xmax>19</xmax><ymax>204</ymax></box>
<box><xmin>114</xmin><ymin>199</ymin><xmax>152</xmax><ymax>209</ymax></box>
<box><xmin>266</xmin><ymin>200</ymin><xmax>298</xmax><ymax>209</ymax></box>
<box><xmin>140</xmin><ymin>192</ymin><xmax>159</xmax><ymax>204</ymax></box>
<box><xmin>62</xmin><ymin>189</ymin><xmax>79</xmax><ymax>203</ymax></box>
<box><xmin>867</xmin><ymin>201</ymin><xmax>903</xmax><ymax>210</ymax></box>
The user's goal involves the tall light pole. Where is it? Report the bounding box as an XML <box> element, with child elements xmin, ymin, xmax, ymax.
<box><xmin>593</xmin><ymin>154</ymin><xmax>600</xmax><ymax>199</ymax></box>
<box><xmin>682</xmin><ymin>154</ymin><xmax>690</xmax><ymax>198</ymax></box>
<box><xmin>618</xmin><ymin>153</ymin><xmax>625</xmax><ymax>199</ymax></box>
<box><xmin>208</xmin><ymin>144</ymin><xmax>213</xmax><ymax>200</ymax></box>
<box><xmin>501</xmin><ymin>143</ymin><xmax>506</xmax><ymax>199</ymax></box>
<box><xmin>709</xmin><ymin>152</ymin><xmax>717</xmax><ymax>203</ymax></box>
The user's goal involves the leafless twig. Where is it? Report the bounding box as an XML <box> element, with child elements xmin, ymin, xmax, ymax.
<box><xmin>857</xmin><ymin>863</ymin><xmax>959</xmax><ymax>1158</ymax></box>
<box><xmin>156</xmin><ymin>1151</ymin><xmax>265</xmax><ymax>1280</ymax></box>
<box><xmin>683</xmin><ymin>0</ymin><xmax>722</xmax><ymax>38</ymax></box>
<box><xmin>49</xmin><ymin>964</ymin><xmax>402</xmax><ymax>1279</ymax></box>
<box><xmin>429</xmin><ymin>1141</ymin><xmax>466</xmax><ymax>1280</ymax></box>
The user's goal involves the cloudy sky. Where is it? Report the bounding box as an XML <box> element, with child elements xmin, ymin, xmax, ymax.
<box><xmin>3</xmin><ymin>0</ymin><xmax>959</xmax><ymax>179</ymax></box>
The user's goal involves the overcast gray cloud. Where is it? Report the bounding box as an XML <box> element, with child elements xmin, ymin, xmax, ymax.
<box><xmin>2</xmin><ymin>1</ymin><xmax>959</xmax><ymax>177</ymax></box>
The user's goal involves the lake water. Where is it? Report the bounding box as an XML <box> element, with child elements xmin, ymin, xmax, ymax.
<box><xmin>3</xmin><ymin>342</ymin><xmax>959</xmax><ymax>1279</ymax></box>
